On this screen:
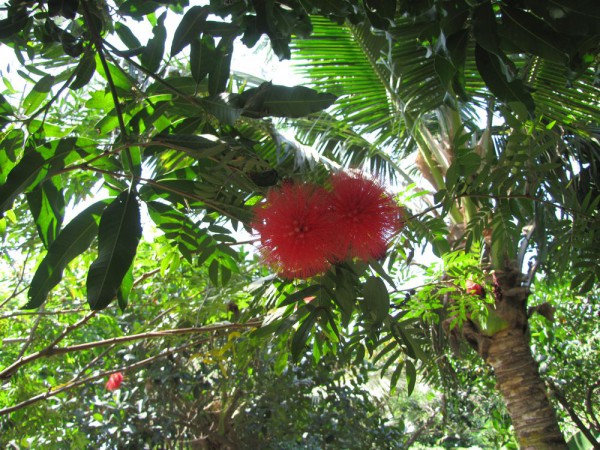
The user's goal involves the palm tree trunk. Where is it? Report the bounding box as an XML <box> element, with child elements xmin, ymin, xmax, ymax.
<box><xmin>486</xmin><ymin>328</ymin><xmax>567</xmax><ymax>449</ymax></box>
<box><xmin>482</xmin><ymin>269</ymin><xmax>567</xmax><ymax>449</ymax></box>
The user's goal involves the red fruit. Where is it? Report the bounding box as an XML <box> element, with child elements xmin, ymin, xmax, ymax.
<box><xmin>106</xmin><ymin>372</ymin><xmax>124</xmax><ymax>391</ymax></box>
<box><xmin>466</xmin><ymin>280</ymin><xmax>486</xmax><ymax>298</ymax></box>
<box><xmin>328</xmin><ymin>172</ymin><xmax>404</xmax><ymax>261</ymax></box>
<box><xmin>252</xmin><ymin>182</ymin><xmax>338</xmax><ymax>279</ymax></box>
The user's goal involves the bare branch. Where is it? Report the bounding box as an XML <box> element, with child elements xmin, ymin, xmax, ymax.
<box><xmin>0</xmin><ymin>336</ymin><xmax>209</xmax><ymax>416</ymax></box>
<box><xmin>0</xmin><ymin>320</ymin><xmax>261</xmax><ymax>380</ymax></box>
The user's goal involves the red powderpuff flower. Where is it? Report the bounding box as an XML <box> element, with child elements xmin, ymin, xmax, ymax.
<box><xmin>328</xmin><ymin>172</ymin><xmax>404</xmax><ymax>261</ymax></box>
<box><xmin>252</xmin><ymin>182</ymin><xmax>338</xmax><ymax>279</ymax></box>
<box><xmin>106</xmin><ymin>372</ymin><xmax>124</xmax><ymax>391</ymax></box>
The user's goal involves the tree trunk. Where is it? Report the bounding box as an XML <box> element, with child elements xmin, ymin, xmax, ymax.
<box><xmin>457</xmin><ymin>269</ymin><xmax>568</xmax><ymax>449</ymax></box>
<box><xmin>486</xmin><ymin>328</ymin><xmax>567</xmax><ymax>449</ymax></box>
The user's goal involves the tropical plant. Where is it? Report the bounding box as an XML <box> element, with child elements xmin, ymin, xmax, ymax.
<box><xmin>0</xmin><ymin>1</ymin><xmax>599</xmax><ymax>448</ymax></box>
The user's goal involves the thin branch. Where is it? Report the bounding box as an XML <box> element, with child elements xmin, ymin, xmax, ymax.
<box><xmin>0</xmin><ymin>336</ymin><xmax>209</xmax><ymax>416</ymax></box>
<box><xmin>80</xmin><ymin>1</ymin><xmax>134</xmax><ymax>173</ymax></box>
<box><xmin>586</xmin><ymin>381</ymin><xmax>600</xmax><ymax>432</ymax></box>
<box><xmin>25</xmin><ymin>66</ymin><xmax>79</xmax><ymax>127</ymax></box>
<box><xmin>0</xmin><ymin>309</ymin><xmax>86</xmax><ymax>319</ymax></box>
<box><xmin>103</xmin><ymin>40</ymin><xmax>201</xmax><ymax>106</ymax></box>
<box><xmin>548</xmin><ymin>379</ymin><xmax>600</xmax><ymax>448</ymax></box>
<box><xmin>15</xmin><ymin>304</ymin><xmax>45</xmax><ymax>360</ymax></box>
<box><xmin>0</xmin><ymin>311</ymin><xmax>97</xmax><ymax>380</ymax></box>
<box><xmin>77</xmin><ymin>164</ymin><xmax>238</xmax><ymax>220</ymax></box>
<box><xmin>0</xmin><ymin>320</ymin><xmax>261</xmax><ymax>380</ymax></box>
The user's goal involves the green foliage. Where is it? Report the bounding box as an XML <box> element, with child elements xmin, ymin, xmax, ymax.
<box><xmin>0</xmin><ymin>1</ymin><xmax>599</xmax><ymax>447</ymax></box>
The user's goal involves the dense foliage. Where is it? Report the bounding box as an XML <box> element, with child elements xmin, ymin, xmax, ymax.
<box><xmin>1</xmin><ymin>0</ymin><xmax>599</xmax><ymax>448</ymax></box>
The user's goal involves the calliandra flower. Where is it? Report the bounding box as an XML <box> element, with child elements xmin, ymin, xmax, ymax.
<box><xmin>252</xmin><ymin>182</ymin><xmax>338</xmax><ymax>279</ymax></box>
<box><xmin>328</xmin><ymin>172</ymin><xmax>404</xmax><ymax>261</ymax></box>
<box><xmin>106</xmin><ymin>372</ymin><xmax>124</xmax><ymax>391</ymax></box>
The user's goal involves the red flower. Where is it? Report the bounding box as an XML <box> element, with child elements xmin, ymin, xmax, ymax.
<box><xmin>106</xmin><ymin>372</ymin><xmax>124</xmax><ymax>391</ymax></box>
<box><xmin>328</xmin><ymin>172</ymin><xmax>404</xmax><ymax>261</ymax></box>
<box><xmin>252</xmin><ymin>183</ymin><xmax>338</xmax><ymax>279</ymax></box>
<box><xmin>466</xmin><ymin>280</ymin><xmax>486</xmax><ymax>298</ymax></box>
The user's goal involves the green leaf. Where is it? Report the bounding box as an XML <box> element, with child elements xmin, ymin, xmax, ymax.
<box><xmin>500</xmin><ymin>6</ymin><xmax>568</xmax><ymax>64</ymax></box>
<box><xmin>0</xmin><ymin>138</ymin><xmax>78</xmax><ymax>216</ymax></box>
<box><xmin>0</xmin><ymin>93</ymin><xmax>15</xmax><ymax>118</ymax></box>
<box><xmin>70</xmin><ymin>51</ymin><xmax>97</xmax><ymax>90</ymax></box>
<box><xmin>279</xmin><ymin>284</ymin><xmax>323</xmax><ymax>307</ymax></box>
<box><xmin>405</xmin><ymin>359</ymin><xmax>417</xmax><ymax>395</ymax></box>
<box><xmin>23</xmin><ymin>75</ymin><xmax>55</xmax><ymax>115</ymax></box>
<box><xmin>208</xmin><ymin>37</ymin><xmax>233</xmax><ymax>95</ymax></box>
<box><xmin>25</xmin><ymin>201</ymin><xmax>108</xmax><ymax>309</ymax></box>
<box><xmin>87</xmin><ymin>190</ymin><xmax>142</xmax><ymax>310</ymax></box>
<box><xmin>389</xmin><ymin>361</ymin><xmax>404</xmax><ymax>390</ymax></box>
<box><xmin>171</xmin><ymin>5</ymin><xmax>209</xmax><ymax>56</ymax></box>
<box><xmin>26</xmin><ymin>179</ymin><xmax>65</xmax><ymax>249</ymax></box>
<box><xmin>190</xmin><ymin>35</ymin><xmax>214</xmax><ymax>84</ymax></box>
<box><xmin>115</xmin><ymin>23</ymin><xmax>142</xmax><ymax>49</ymax></box>
<box><xmin>363</xmin><ymin>276</ymin><xmax>390</xmax><ymax>327</ymax></box>
<box><xmin>0</xmin><ymin>12</ymin><xmax>29</xmax><ymax>39</ymax></box>
<box><xmin>209</xmin><ymin>259</ymin><xmax>219</xmax><ymax>286</ymax></box>
<box><xmin>239</xmin><ymin>82</ymin><xmax>337</xmax><ymax>118</ymax></box>
<box><xmin>291</xmin><ymin>311</ymin><xmax>318</xmax><ymax>362</ymax></box>
<box><xmin>117</xmin><ymin>263</ymin><xmax>134</xmax><ymax>312</ymax></box>
<box><xmin>475</xmin><ymin>44</ymin><xmax>535</xmax><ymax>115</ymax></box>
<box><xmin>141</xmin><ymin>12</ymin><xmax>166</xmax><ymax>73</ymax></box>
<box><xmin>95</xmin><ymin>57</ymin><xmax>133</xmax><ymax>95</ymax></box>
<box><xmin>199</xmin><ymin>95</ymin><xmax>242</xmax><ymax>126</ymax></box>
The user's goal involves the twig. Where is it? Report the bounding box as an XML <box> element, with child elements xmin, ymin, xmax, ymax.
<box><xmin>0</xmin><ymin>310</ymin><xmax>98</xmax><ymax>380</ymax></box>
<box><xmin>103</xmin><ymin>40</ymin><xmax>201</xmax><ymax>106</ymax></box>
<box><xmin>15</xmin><ymin>304</ymin><xmax>45</xmax><ymax>360</ymax></box>
<box><xmin>0</xmin><ymin>309</ymin><xmax>86</xmax><ymax>319</ymax></box>
<box><xmin>0</xmin><ymin>320</ymin><xmax>261</xmax><ymax>380</ymax></box>
<box><xmin>25</xmin><ymin>66</ymin><xmax>79</xmax><ymax>127</ymax></box>
<box><xmin>0</xmin><ymin>336</ymin><xmax>209</xmax><ymax>416</ymax></box>
<box><xmin>586</xmin><ymin>381</ymin><xmax>600</xmax><ymax>432</ymax></box>
<box><xmin>548</xmin><ymin>379</ymin><xmax>600</xmax><ymax>448</ymax></box>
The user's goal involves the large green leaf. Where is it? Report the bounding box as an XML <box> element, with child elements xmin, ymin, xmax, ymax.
<box><xmin>499</xmin><ymin>6</ymin><xmax>568</xmax><ymax>65</ymax></box>
<box><xmin>25</xmin><ymin>200</ymin><xmax>108</xmax><ymax>309</ymax></box>
<box><xmin>69</xmin><ymin>51</ymin><xmax>97</xmax><ymax>90</ymax></box>
<box><xmin>25</xmin><ymin>179</ymin><xmax>65</xmax><ymax>249</ymax></box>
<box><xmin>237</xmin><ymin>82</ymin><xmax>337</xmax><ymax>118</ymax></box>
<box><xmin>475</xmin><ymin>44</ymin><xmax>535</xmax><ymax>115</ymax></box>
<box><xmin>141</xmin><ymin>12</ymin><xmax>167</xmax><ymax>73</ymax></box>
<box><xmin>0</xmin><ymin>138</ymin><xmax>79</xmax><ymax>216</ymax></box>
<box><xmin>170</xmin><ymin>5</ymin><xmax>209</xmax><ymax>56</ymax></box>
<box><xmin>291</xmin><ymin>310</ymin><xmax>319</xmax><ymax>361</ymax></box>
<box><xmin>208</xmin><ymin>37</ymin><xmax>234</xmax><ymax>95</ymax></box>
<box><xmin>86</xmin><ymin>190</ymin><xmax>142</xmax><ymax>310</ymax></box>
<box><xmin>0</xmin><ymin>11</ymin><xmax>29</xmax><ymax>39</ymax></box>
<box><xmin>23</xmin><ymin>75</ymin><xmax>55</xmax><ymax>115</ymax></box>
<box><xmin>190</xmin><ymin>35</ymin><xmax>214</xmax><ymax>84</ymax></box>
<box><xmin>363</xmin><ymin>276</ymin><xmax>390</xmax><ymax>327</ymax></box>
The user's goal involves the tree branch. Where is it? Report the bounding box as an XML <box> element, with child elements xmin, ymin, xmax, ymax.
<box><xmin>548</xmin><ymin>379</ymin><xmax>600</xmax><ymax>448</ymax></box>
<box><xmin>0</xmin><ymin>320</ymin><xmax>262</xmax><ymax>380</ymax></box>
<box><xmin>0</xmin><ymin>311</ymin><xmax>97</xmax><ymax>380</ymax></box>
<box><xmin>0</xmin><ymin>336</ymin><xmax>209</xmax><ymax>416</ymax></box>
